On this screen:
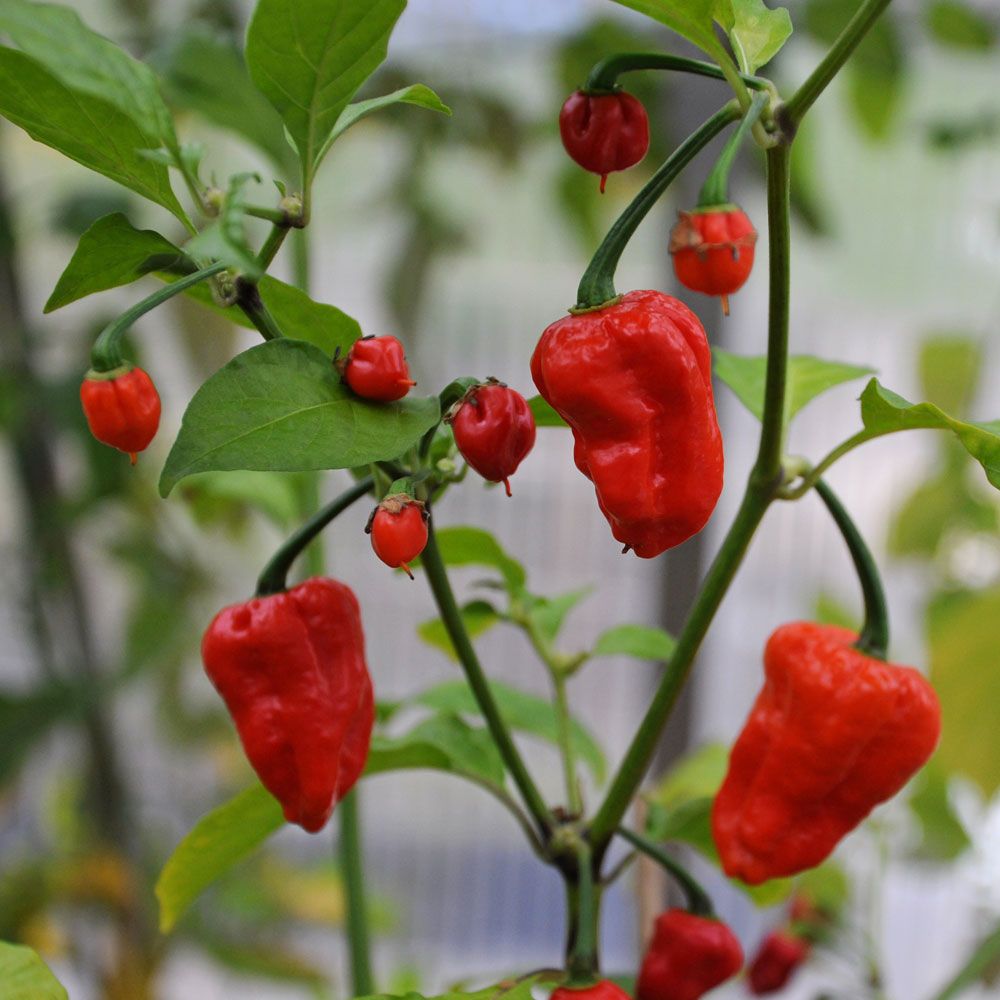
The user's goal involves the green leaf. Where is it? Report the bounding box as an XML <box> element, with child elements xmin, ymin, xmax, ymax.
<box><xmin>847</xmin><ymin>17</ymin><xmax>905</xmax><ymax>140</ymax></box>
<box><xmin>718</xmin><ymin>0</ymin><xmax>793</xmax><ymax>73</ymax></box>
<box><xmin>365</xmin><ymin>713</ymin><xmax>506</xmax><ymax>788</ymax></box>
<box><xmin>159</xmin><ymin>340</ymin><xmax>440</xmax><ymax>495</ymax></box>
<box><xmin>194</xmin><ymin>932</ymin><xmax>327</xmax><ymax>996</ymax></box>
<box><xmin>184</xmin><ymin>172</ymin><xmax>262</xmax><ymax>278</ymax></box>
<box><xmin>417</xmin><ymin>600</ymin><xmax>500</xmax><ymax>661</ymax></box>
<box><xmin>178</xmin><ymin>470</ymin><xmax>304</xmax><ymax>529</ymax></box>
<box><xmin>592</xmin><ymin>624</ymin><xmax>676</xmax><ymax>661</ymax></box>
<box><xmin>414</xmin><ymin>526</ymin><xmax>527</xmax><ymax>593</ymax></box>
<box><xmin>527</xmin><ymin>588</ymin><xmax>592</xmax><ymax>644</ymax></box>
<box><xmin>931</xmin><ymin>920</ymin><xmax>1000</xmax><ymax>1000</ymax></box>
<box><xmin>245</xmin><ymin>0</ymin><xmax>406</xmax><ymax>177</ymax></box>
<box><xmin>46</xmin><ymin>213</ymin><xmax>188</xmax><ymax>312</ymax></box>
<box><xmin>527</xmin><ymin>395</ymin><xmax>568</xmax><ymax>428</ymax></box>
<box><xmin>908</xmin><ymin>760</ymin><xmax>971</xmax><ymax>861</ymax></box>
<box><xmin>608</xmin><ymin>0</ymin><xmax>731</xmax><ymax>64</ymax></box>
<box><xmin>0</xmin><ymin>941</ymin><xmax>67</xmax><ymax>1000</ymax></box>
<box><xmin>918</xmin><ymin>335</ymin><xmax>983</xmax><ymax>416</ymax></box>
<box><xmin>925</xmin><ymin>0</ymin><xmax>997</xmax><ymax>51</ymax></box>
<box><xmin>413</xmin><ymin>679</ymin><xmax>606</xmax><ymax>782</ymax></box>
<box><xmin>0</xmin><ymin>49</ymin><xmax>188</xmax><ymax>223</ymax></box>
<box><xmin>713</xmin><ymin>349</ymin><xmax>874</xmax><ymax>426</ymax></box>
<box><xmin>155</xmin><ymin>783</ymin><xmax>284</xmax><ymax>933</ymax></box>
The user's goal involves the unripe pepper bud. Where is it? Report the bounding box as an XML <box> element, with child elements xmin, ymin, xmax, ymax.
<box><xmin>551</xmin><ymin>980</ymin><xmax>631</xmax><ymax>1000</ymax></box>
<box><xmin>449</xmin><ymin>380</ymin><xmax>536</xmax><ymax>496</ymax></box>
<box><xmin>669</xmin><ymin>207</ymin><xmax>757</xmax><ymax>315</ymax></box>
<box><xmin>79</xmin><ymin>364</ymin><xmax>161</xmax><ymax>464</ymax></box>
<box><xmin>367</xmin><ymin>495</ymin><xmax>428</xmax><ymax>579</ymax></box>
<box><xmin>559</xmin><ymin>89</ymin><xmax>650</xmax><ymax>193</ymax></box>
<box><xmin>340</xmin><ymin>335</ymin><xmax>416</xmax><ymax>402</ymax></box>
<box><xmin>748</xmin><ymin>930</ymin><xmax>811</xmax><ymax>995</ymax></box>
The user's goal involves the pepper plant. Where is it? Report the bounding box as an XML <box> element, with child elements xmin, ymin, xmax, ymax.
<box><xmin>2</xmin><ymin>0</ymin><xmax>1000</xmax><ymax>998</ymax></box>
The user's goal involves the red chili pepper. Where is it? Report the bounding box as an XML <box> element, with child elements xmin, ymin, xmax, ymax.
<box><xmin>637</xmin><ymin>909</ymin><xmax>743</xmax><ymax>1000</ymax></box>
<box><xmin>342</xmin><ymin>335</ymin><xmax>416</xmax><ymax>402</ymax></box>
<box><xmin>367</xmin><ymin>495</ymin><xmax>428</xmax><ymax>579</ymax></box>
<box><xmin>202</xmin><ymin>577</ymin><xmax>374</xmax><ymax>833</ymax></box>
<box><xmin>551</xmin><ymin>980</ymin><xmax>631</xmax><ymax>1000</ymax></box>
<box><xmin>712</xmin><ymin>622</ymin><xmax>941</xmax><ymax>884</ymax></box>
<box><xmin>669</xmin><ymin>208</ymin><xmax>757</xmax><ymax>315</ymax></box>
<box><xmin>531</xmin><ymin>290</ymin><xmax>723</xmax><ymax>557</ymax></box>
<box><xmin>559</xmin><ymin>89</ymin><xmax>650</xmax><ymax>193</ymax></box>
<box><xmin>450</xmin><ymin>380</ymin><xmax>536</xmax><ymax>496</ymax></box>
<box><xmin>747</xmin><ymin>930</ymin><xmax>811</xmax><ymax>995</ymax></box>
<box><xmin>79</xmin><ymin>364</ymin><xmax>161</xmax><ymax>464</ymax></box>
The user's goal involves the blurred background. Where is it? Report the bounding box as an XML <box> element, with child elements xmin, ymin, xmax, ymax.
<box><xmin>2</xmin><ymin>0</ymin><xmax>1000</xmax><ymax>997</ymax></box>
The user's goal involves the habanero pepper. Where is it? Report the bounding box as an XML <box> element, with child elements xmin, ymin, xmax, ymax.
<box><xmin>80</xmin><ymin>364</ymin><xmax>161</xmax><ymax>464</ymax></box>
<box><xmin>367</xmin><ymin>494</ymin><xmax>429</xmax><ymax>578</ymax></box>
<box><xmin>340</xmin><ymin>335</ymin><xmax>416</xmax><ymax>402</ymax></box>
<box><xmin>747</xmin><ymin>930</ymin><xmax>811</xmax><ymax>995</ymax></box>
<box><xmin>551</xmin><ymin>981</ymin><xmax>631</xmax><ymax>1000</ymax></box>
<box><xmin>202</xmin><ymin>577</ymin><xmax>374</xmax><ymax>833</ymax></box>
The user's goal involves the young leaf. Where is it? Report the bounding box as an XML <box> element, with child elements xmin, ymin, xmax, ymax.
<box><xmin>46</xmin><ymin>213</ymin><xmax>190</xmax><ymax>312</ymax></box>
<box><xmin>608</xmin><ymin>0</ymin><xmax>730</xmax><ymax>65</ymax></box>
<box><xmin>0</xmin><ymin>941</ymin><xmax>67</xmax><ymax>1000</ymax></box>
<box><xmin>412</xmin><ymin>526</ymin><xmax>527</xmax><ymax>593</ymax></box>
<box><xmin>245</xmin><ymin>0</ymin><xmax>406</xmax><ymax>178</ymax></box>
<box><xmin>0</xmin><ymin>49</ymin><xmax>188</xmax><ymax>224</ymax></box>
<box><xmin>159</xmin><ymin>340</ymin><xmax>440</xmax><ymax>496</ymax></box>
<box><xmin>719</xmin><ymin>0</ymin><xmax>793</xmax><ymax>73</ymax></box>
<box><xmin>528</xmin><ymin>394</ymin><xmax>569</xmax><ymax>428</ymax></box>
<box><xmin>925</xmin><ymin>0</ymin><xmax>996</xmax><ymax>52</ymax></box>
<box><xmin>527</xmin><ymin>588</ymin><xmax>592</xmax><ymax>644</ymax></box>
<box><xmin>592</xmin><ymin>624</ymin><xmax>676</xmax><ymax>661</ymax></box>
<box><xmin>418</xmin><ymin>600</ymin><xmax>500</xmax><ymax>660</ymax></box>
<box><xmin>155</xmin><ymin>783</ymin><xmax>285</xmax><ymax>933</ymax></box>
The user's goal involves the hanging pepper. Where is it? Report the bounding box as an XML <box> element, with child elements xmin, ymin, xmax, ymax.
<box><xmin>449</xmin><ymin>379</ymin><xmax>536</xmax><ymax>496</ymax></box>
<box><xmin>339</xmin><ymin>335</ymin><xmax>416</xmax><ymax>402</ymax></box>
<box><xmin>531</xmin><ymin>290</ymin><xmax>723</xmax><ymax>557</ymax></box>
<box><xmin>202</xmin><ymin>577</ymin><xmax>374</xmax><ymax>833</ymax></box>
<box><xmin>551</xmin><ymin>981</ymin><xmax>631</xmax><ymax>1000</ymax></box>
<box><xmin>79</xmin><ymin>364</ymin><xmax>161</xmax><ymax>464</ymax></box>
<box><xmin>636</xmin><ymin>909</ymin><xmax>743</xmax><ymax>1000</ymax></box>
<box><xmin>711</xmin><ymin>622</ymin><xmax>941</xmax><ymax>884</ymax></box>
<box><xmin>559</xmin><ymin>89</ymin><xmax>650</xmax><ymax>193</ymax></box>
<box><xmin>367</xmin><ymin>494</ymin><xmax>428</xmax><ymax>578</ymax></box>
<box><xmin>747</xmin><ymin>930</ymin><xmax>811</xmax><ymax>995</ymax></box>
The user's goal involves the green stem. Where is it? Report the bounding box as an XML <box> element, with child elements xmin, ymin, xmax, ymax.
<box><xmin>782</xmin><ymin>0</ymin><xmax>894</xmax><ymax>129</ymax></box>
<box><xmin>339</xmin><ymin>790</ymin><xmax>374</xmax><ymax>996</ymax></box>
<box><xmin>565</xmin><ymin>841</ymin><xmax>600</xmax><ymax>982</ymax></box>
<box><xmin>245</xmin><ymin>204</ymin><xmax>293</xmax><ymax>225</ymax></box>
<box><xmin>616</xmin><ymin>827</ymin><xmax>713</xmax><ymax>917</ymax></box>
<box><xmin>575</xmin><ymin>104</ymin><xmax>741</xmax><ymax>309</ymax></box>
<box><xmin>89</xmin><ymin>261</ymin><xmax>228</xmax><ymax>372</ymax></box>
<box><xmin>814</xmin><ymin>479</ymin><xmax>889</xmax><ymax>658</ymax></box>
<box><xmin>583</xmin><ymin>52</ymin><xmax>772</xmax><ymax>95</ymax></box>
<box><xmin>779</xmin><ymin>429</ymin><xmax>881</xmax><ymax>499</ymax></box>
<box><xmin>587</xmin><ymin>144</ymin><xmax>793</xmax><ymax>859</ymax></box>
<box><xmin>256</xmin><ymin>477</ymin><xmax>375</xmax><ymax>596</ymax></box>
<box><xmin>698</xmin><ymin>91</ymin><xmax>769</xmax><ymax>207</ymax></box>
<box><xmin>235</xmin><ymin>279</ymin><xmax>285</xmax><ymax>341</ymax></box>
<box><xmin>421</xmin><ymin>525</ymin><xmax>552</xmax><ymax>837</ymax></box>
<box><xmin>553</xmin><ymin>673</ymin><xmax>582</xmax><ymax>815</ymax></box>
<box><xmin>257</xmin><ymin>223</ymin><xmax>291</xmax><ymax>271</ymax></box>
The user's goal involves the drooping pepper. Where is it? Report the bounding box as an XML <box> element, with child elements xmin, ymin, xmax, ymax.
<box><xmin>531</xmin><ymin>290</ymin><xmax>723</xmax><ymax>557</ymax></box>
<box><xmin>711</xmin><ymin>621</ymin><xmax>941</xmax><ymax>884</ymax></box>
<box><xmin>202</xmin><ymin>577</ymin><xmax>374</xmax><ymax>833</ymax></box>
<box><xmin>636</xmin><ymin>909</ymin><xmax>743</xmax><ymax>1000</ymax></box>
<box><xmin>551</xmin><ymin>980</ymin><xmax>631</xmax><ymax>1000</ymax></box>
<box><xmin>340</xmin><ymin>335</ymin><xmax>416</xmax><ymax>402</ymax></box>
<box><xmin>80</xmin><ymin>364</ymin><xmax>161</xmax><ymax>464</ymax></box>
<box><xmin>747</xmin><ymin>930</ymin><xmax>811</xmax><ymax>995</ymax></box>
<box><xmin>367</xmin><ymin>494</ymin><xmax>428</xmax><ymax>578</ymax></box>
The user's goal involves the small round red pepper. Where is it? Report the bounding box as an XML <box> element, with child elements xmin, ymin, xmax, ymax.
<box><xmin>202</xmin><ymin>577</ymin><xmax>374</xmax><ymax>833</ymax></box>
<box><xmin>450</xmin><ymin>380</ymin><xmax>536</xmax><ymax>496</ymax></box>
<box><xmin>747</xmin><ymin>930</ymin><xmax>811</xmax><ymax>995</ymax></box>
<box><xmin>559</xmin><ymin>89</ymin><xmax>650</xmax><ymax>193</ymax></box>
<box><xmin>636</xmin><ymin>909</ymin><xmax>743</xmax><ymax>1000</ymax></box>
<box><xmin>531</xmin><ymin>290</ymin><xmax>723</xmax><ymax>557</ymax></box>
<box><xmin>551</xmin><ymin>980</ymin><xmax>631</xmax><ymax>1000</ymax></box>
<box><xmin>367</xmin><ymin>495</ymin><xmax>428</xmax><ymax>579</ymax></box>
<box><xmin>669</xmin><ymin>207</ymin><xmax>757</xmax><ymax>315</ymax></box>
<box><xmin>79</xmin><ymin>364</ymin><xmax>161</xmax><ymax>464</ymax></box>
<box><xmin>712</xmin><ymin>622</ymin><xmax>941</xmax><ymax>884</ymax></box>
<box><xmin>341</xmin><ymin>335</ymin><xmax>416</xmax><ymax>402</ymax></box>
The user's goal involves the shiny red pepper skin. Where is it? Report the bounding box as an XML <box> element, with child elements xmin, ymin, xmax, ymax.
<box><xmin>559</xmin><ymin>89</ymin><xmax>650</xmax><ymax>192</ymax></box>
<box><xmin>748</xmin><ymin>930</ymin><xmax>810</xmax><ymax>995</ymax></box>
<box><xmin>637</xmin><ymin>910</ymin><xmax>743</xmax><ymax>1000</ymax></box>
<box><xmin>202</xmin><ymin>577</ymin><xmax>374</xmax><ymax>833</ymax></box>
<box><xmin>79</xmin><ymin>365</ymin><xmax>161</xmax><ymax>464</ymax></box>
<box><xmin>343</xmin><ymin>335</ymin><xmax>416</xmax><ymax>402</ymax></box>
<box><xmin>451</xmin><ymin>382</ymin><xmax>536</xmax><ymax>496</ymax></box>
<box><xmin>669</xmin><ymin>208</ymin><xmax>757</xmax><ymax>314</ymax></box>
<box><xmin>551</xmin><ymin>980</ymin><xmax>631</xmax><ymax>1000</ymax></box>
<box><xmin>368</xmin><ymin>497</ymin><xmax>428</xmax><ymax>578</ymax></box>
<box><xmin>531</xmin><ymin>290</ymin><xmax>723</xmax><ymax>557</ymax></box>
<box><xmin>712</xmin><ymin>622</ymin><xmax>941</xmax><ymax>884</ymax></box>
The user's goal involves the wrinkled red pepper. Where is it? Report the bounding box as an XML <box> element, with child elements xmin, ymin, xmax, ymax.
<box><xmin>79</xmin><ymin>364</ymin><xmax>161</xmax><ymax>464</ymax></box>
<box><xmin>531</xmin><ymin>289</ymin><xmax>723</xmax><ymax>557</ymax></box>
<box><xmin>202</xmin><ymin>577</ymin><xmax>374</xmax><ymax>833</ymax></box>
<box><xmin>747</xmin><ymin>930</ymin><xmax>811</xmax><ymax>995</ymax></box>
<box><xmin>712</xmin><ymin>622</ymin><xmax>941</xmax><ymax>884</ymax></box>
<box><xmin>341</xmin><ymin>335</ymin><xmax>416</xmax><ymax>402</ymax></box>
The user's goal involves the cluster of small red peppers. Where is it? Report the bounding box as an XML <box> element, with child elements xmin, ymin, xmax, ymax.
<box><xmin>80</xmin><ymin>364</ymin><xmax>161</xmax><ymax>464</ymax></box>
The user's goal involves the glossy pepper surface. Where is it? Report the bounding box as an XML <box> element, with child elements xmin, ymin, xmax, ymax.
<box><xmin>551</xmin><ymin>980</ymin><xmax>631</xmax><ymax>1000</ymax></box>
<box><xmin>79</xmin><ymin>364</ymin><xmax>161</xmax><ymax>464</ymax></box>
<box><xmin>712</xmin><ymin>622</ymin><xmax>941</xmax><ymax>884</ymax></box>
<box><xmin>342</xmin><ymin>335</ymin><xmax>416</xmax><ymax>402</ymax></box>
<box><xmin>451</xmin><ymin>381</ymin><xmax>536</xmax><ymax>496</ymax></box>
<box><xmin>531</xmin><ymin>290</ymin><xmax>723</xmax><ymax>557</ymax></box>
<box><xmin>748</xmin><ymin>930</ymin><xmax>810</xmax><ymax>995</ymax></box>
<box><xmin>559</xmin><ymin>89</ymin><xmax>649</xmax><ymax>192</ymax></box>
<box><xmin>669</xmin><ymin>208</ymin><xmax>757</xmax><ymax>315</ymax></box>
<box><xmin>368</xmin><ymin>495</ymin><xmax>428</xmax><ymax>578</ymax></box>
<box><xmin>202</xmin><ymin>577</ymin><xmax>374</xmax><ymax>833</ymax></box>
<box><xmin>637</xmin><ymin>909</ymin><xmax>743</xmax><ymax>1000</ymax></box>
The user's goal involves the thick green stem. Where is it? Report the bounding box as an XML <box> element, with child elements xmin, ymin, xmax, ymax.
<box><xmin>698</xmin><ymin>92</ymin><xmax>769</xmax><ymax>208</ymax></box>
<box><xmin>553</xmin><ymin>674</ymin><xmax>582</xmax><ymax>815</ymax></box>
<box><xmin>89</xmin><ymin>261</ymin><xmax>229</xmax><ymax>371</ymax></box>
<box><xmin>339</xmin><ymin>790</ymin><xmax>374</xmax><ymax>996</ymax></box>
<box><xmin>782</xmin><ymin>0</ymin><xmax>894</xmax><ymax>129</ymax></box>
<box><xmin>575</xmin><ymin>104</ymin><xmax>741</xmax><ymax>309</ymax></box>
<box><xmin>235</xmin><ymin>279</ymin><xmax>284</xmax><ymax>341</ymax></box>
<box><xmin>814</xmin><ymin>479</ymin><xmax>889</xmax><ymax>658</ymax></box>
<box><xmin>565</xmin><ymin>841</ymin><xmax>601</xmax><ymax>982</ymax></box>
<box><xmin>421</xmin><ymin>526</ymin><xmax>552</xmax><ymax>837</ymax></box>
<box><xmin>257</xmin><ymin>223</ymin><xmax>291</xmax><ymax>271</ymax></box>
<box><xmin>583</xmin><ymin>52</ymin><xmax>771</xmax><ymax>95</ymax></box>
<box><xmin>616</xmin><ymin>827</ymin><xmax>713</xmax><ymax>917</ymax></box>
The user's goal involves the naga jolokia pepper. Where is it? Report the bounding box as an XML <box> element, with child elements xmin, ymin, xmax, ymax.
<box><xmin>202</xmin><ymin>577</ymin><xmax>374</xmax><ymax>833</ymax></box>
<box><xmin>636</xmin><ymin>909</ymin><xmax>743</xmax><ymax>1000</ymax></box>
<box><xmin>531</xmin><ymin>290</ymin><xmax>723</xmax><ymax>557</ymax></box>
<box><xmin>711</xmin><ymin>621</ymin><xmax>941</xmax><ymax>884</ymax></box>
<box><xmin>80</xmin><ymin>364</ymin><xmax>161</xmax><ymax>464</ymax></box>
<box><xmin>551</xmin><ymin>981</ymin><xmax>631</xmax><ymax>1000</ymax></box>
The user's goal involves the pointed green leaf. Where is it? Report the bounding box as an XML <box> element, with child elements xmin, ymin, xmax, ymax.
<box><xmin>412</xmin><ymin>526</ymin><xmax>526</xmax><ymax>593</ymax></box>
<box><xmin>926</xmin><ymin>0</ymin><xmax>997</xmax><ymax>51</ymax></box>
<box><xmin>417</xmin><ymin>600</ymin><xmax>500</xmax><ymax>660</ymax></box>
<box><xmin>608</xmin><ymin>0</ymin><xmax>730</xmax><ymax>63</ymax></box>
<box><xmin>0</xmin><ymin>942</ymin><xmax>67</xmax><ymax>999</ymax></box>
<box><xmin>592</xmin><ymin>624</ymin><xmax>676</xmax><ymax>661</ymax></box>
<box><xmin>159</xmin><ymin>340</ymin><xmax>440</xmax><ymax>495</ymax></box>
<box><xmin>720</xmin><ymin>0</ymin><xmax>793</xmax><ymax>72</ymax></box>
<box><xmin>528</xmin><ymin>588</ymin><xmax>592</xmax><ymax>644</ymax></box>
